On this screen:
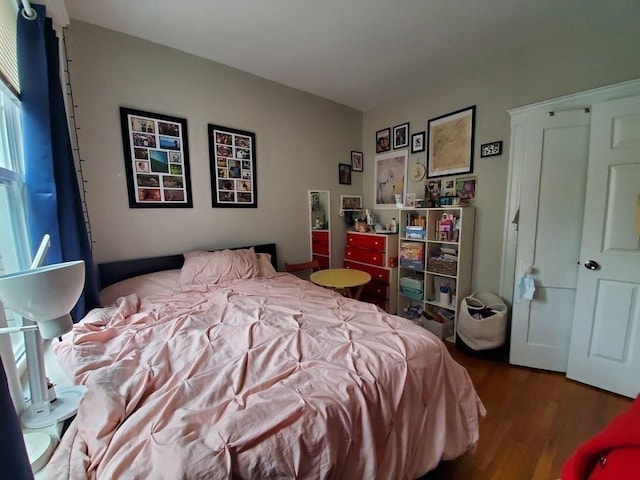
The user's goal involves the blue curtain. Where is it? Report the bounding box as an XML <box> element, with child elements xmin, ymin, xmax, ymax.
<box><xmin>17</xmin><ymin>4</ymin><xmax>99</xmax><ymax>320</ymax></box>
<box><xmin>0</xmin><ymin>355</ymin><xmax>32</xmax><ymax>479</ymax></box>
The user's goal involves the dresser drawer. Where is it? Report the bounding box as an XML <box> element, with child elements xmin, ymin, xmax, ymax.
<box><xmin>346</xmin><ymin>232</ymin><xmax>386</xmax><ymax>251</ymax></box>
<box><xmin>344</xmin><ymin>246</ymin><xmax>385</xmax><ymax>266</ymax></box>
<box><xmin>312</xmin><ymin>241</ymin><xmax>329</xmax><ymax>255</ymax></box>
<box><xmin>362</xmin><ymin>280</ymin><xmax>389</xmax><ymax>300</ymax></box>
<box><xmin>344</xmin><ymin>260</ymin><xmax>389</xmax><ymax>284</ymax></box>
<box><xmin>312</xmin><ymin>230</ymin><xmax>329</xmax><ymax>243</ymax></box>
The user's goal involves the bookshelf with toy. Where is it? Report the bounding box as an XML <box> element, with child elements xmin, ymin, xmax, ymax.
<box><xmin>398</xmin><ymin>206</ymin><xmax>475</xmax><ymax>342</ymax></box>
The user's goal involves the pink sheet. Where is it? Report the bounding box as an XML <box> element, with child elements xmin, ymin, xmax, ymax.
<box><xmin>47</xmin><ymin>273</ymin><xmax>485</xmax><ymax>479</ymax></box>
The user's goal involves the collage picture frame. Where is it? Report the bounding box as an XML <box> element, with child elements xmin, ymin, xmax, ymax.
<box><xmin>208</xmin><ymin>124</ymin><xmax>257</xmax><ymax>208</ymax></box>
<box><xmin>120</xmin><ymin>107</ymin><xmax>193</xmax><ymax>208</ymax></box>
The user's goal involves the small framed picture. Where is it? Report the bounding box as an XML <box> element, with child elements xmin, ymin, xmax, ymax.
<box><xmin>403</xmin><ymin>193</ymin><xmax>416</xmax><ymax>208</ymax></box>
<box><xmin>393</xmin><ymin>123</ymin><xmax>409</xmax><ymax>149</ymax></box>
<box><xmin>340</xmin><ymin>195</ymin><xmax>362</xmax><ymax>210</ymax></box>
<box><xmin>339</xmin><ymin>163</ymin><xmax>352</xmax><ymax>185</ymax></box>
<box><xmin>480</xmin><ymin>141</ymin><xmax>503</xmax><ymax>158</ymax></box>
<box><xmin>411</xmin><ymin>131</ymin><xmax>425</xmax><ymax>153</ymax></box>
<box><xmin>456</xmin><ymin>176</ymin><xmax>477</xmax><ymax>203</ymax></box>
<box><xmin>351</xmin><ymin>151</ymin><xmax>363</xmax><ymax>172</ymax></box>
<box><xmin>376</xmin><ymin>128</ymin><xmax>391</xmax><ymax>153</ymax></box>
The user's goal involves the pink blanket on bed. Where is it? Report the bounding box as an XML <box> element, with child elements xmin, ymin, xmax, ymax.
<box><xmin>47</xmin><ymin>273</ymin><xmax>484</xmax><ymax>479</ymax></box>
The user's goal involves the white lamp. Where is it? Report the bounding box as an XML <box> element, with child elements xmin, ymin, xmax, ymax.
<box><xmin>0</xmin><ymin>235</ymin><xmax>86</xmax><ymax>424</ymax></box>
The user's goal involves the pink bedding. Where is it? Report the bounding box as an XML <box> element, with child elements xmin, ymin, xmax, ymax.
<box><xmin>47</xmin><ymin>273</ymin><xmax>485</xmax><ymax>479</ymax></box>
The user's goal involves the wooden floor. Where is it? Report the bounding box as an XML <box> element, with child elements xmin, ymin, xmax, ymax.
<box><xmin>423</xmin><ymin>344</ymin><xmax>632</xmax><ymax>480</ymax></box>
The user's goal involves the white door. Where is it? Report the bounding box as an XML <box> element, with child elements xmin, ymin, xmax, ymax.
<box><xmin>509</xmin><ymin>111</ymin><xmax>591</xmax><ymax>372</ymax></box>
<box><xmin>566</xmin><ymin>95</ymin><xmax>640</xmax><ymax>398</ymax></box>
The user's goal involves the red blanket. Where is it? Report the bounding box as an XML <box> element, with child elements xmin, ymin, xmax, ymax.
<box><xmin>561</xmin><ymin>394</ymin><xmax>640</xmax><ymax>480</ymax></box>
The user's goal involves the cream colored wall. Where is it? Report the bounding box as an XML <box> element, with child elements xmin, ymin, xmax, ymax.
<box><xmin>363</xmin><ymin>31</ymin><xmax>640</xmax><ymax>295</ymax></box>
<box><xmin>66</xmin><ymin>22</ymin><xmax>362</xmax><ymax>270</ymax></box>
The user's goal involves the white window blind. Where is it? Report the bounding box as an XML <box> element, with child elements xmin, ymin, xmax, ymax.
<box><xmin>0</xmin><ymin>0</ymin><xmax>18</xmax><ymax>94</ymax></box>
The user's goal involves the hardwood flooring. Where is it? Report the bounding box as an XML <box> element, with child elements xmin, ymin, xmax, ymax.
<box><xmin>423</xmin><ymin>344</ymin><xmax>632</xmax><ymax>480</ymax></box>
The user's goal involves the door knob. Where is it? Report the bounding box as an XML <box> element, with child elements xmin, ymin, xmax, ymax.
<box><xmin>584</xmin><ymin>260</ymin><xmax>600</xmax><ymax>271</ymax></box>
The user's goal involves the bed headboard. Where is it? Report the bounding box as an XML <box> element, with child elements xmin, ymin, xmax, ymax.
<box><xmin>97</xmin><ymin>243</ymin><xmax>278</xmax><ymax>289</ymax></box>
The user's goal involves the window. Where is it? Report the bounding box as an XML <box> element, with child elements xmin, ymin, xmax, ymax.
<box><xmin>0</xmin><ymin>79</ymin><xmax>30</xmax><ymax>365</ymax></box>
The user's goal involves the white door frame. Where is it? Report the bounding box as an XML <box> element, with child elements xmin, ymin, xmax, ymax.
<box><xmin>499</xmin><ymin>79</ymin><xmax>640</xmax><ymax>304</ymax></box>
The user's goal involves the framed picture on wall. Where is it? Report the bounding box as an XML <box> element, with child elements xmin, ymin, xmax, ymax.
<box><xmin>120</xmin><ymin>107</ymin><xmax>193</xmax><ymax>208</ymax></box>
<box><xmin>339</xmin><ymin>163</ymin><xmax>352</xmax><ymax>185</ymax></box>
<box><xmin>427</xmin><ymin>105</ymin><xmax>476</xmax><ymax>178</ymax></box>
<box><xmin>393</xmin><ymin>122</ymin><xmax>409</xmax><ymax>149</ymax></box>
<box><xmin>351</xmin><ymin>151</ymin><xmax>363</xmax><ymax>172</ymax></box>
<box><xmin>376</xmin><ymin>127</ymin><xmax>391</xmax><ymax>153</ymax></box>
<box><xmin>208</xmin><ymin>124</ymin><xmax>257</xmax><ymax>208</ymax></box>
<box><xmin>374</xmin><ymin>149</ymin><xmax>408</xmax><ymax>209</ymax></box>
<box><xmin>411</xmin><ymin>131</ymin><xmax>425</xmax><ymax>153</ymax></box>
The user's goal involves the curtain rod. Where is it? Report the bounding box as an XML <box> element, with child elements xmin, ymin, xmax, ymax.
<box><xmin>21</xmin><ymin>0</ymin><xmax>37</xmax><ymax>20</ymax></box>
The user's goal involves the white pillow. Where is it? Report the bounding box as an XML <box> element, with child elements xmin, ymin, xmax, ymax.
<box><xmin>99</xmin><ymin>269</ymin><xmax>180</xmax><ymax>306</ymax></box>
<box><xmin>256</xmin><ymin>252</ymin><xmax>277</xmax><ymax>277</ymax></box>
<box><xmin>178</xmin><ymin>248</ymin><xmax>258</xmax><ymax>286</ymax></box>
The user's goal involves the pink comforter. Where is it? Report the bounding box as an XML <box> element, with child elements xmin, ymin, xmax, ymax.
<box><xmin>47</xmin><ymin>273</ymin><xmax>485</xmax><ymax>479</ymax></box>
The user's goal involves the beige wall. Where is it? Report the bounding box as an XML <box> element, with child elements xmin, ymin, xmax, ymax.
<box><xmin>66</xmin><ymin>21</ymin><xmax>362</xmax><ymax>270</ymax></box>
<box><xmin>363</xmin><ymin>29</ymin><xmax>640</xmax><ymax>295</ymax></box>
<box><xmin>69</xmin><ymin>20</ymin><xmax>640</xmax><ymax>295</ymax></box>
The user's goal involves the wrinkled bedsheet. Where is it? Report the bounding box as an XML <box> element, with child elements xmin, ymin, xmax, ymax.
<box><xmin>47</xmin><ymin>273</ymin><xmax>485</xmax><ymax>479</ymax></box>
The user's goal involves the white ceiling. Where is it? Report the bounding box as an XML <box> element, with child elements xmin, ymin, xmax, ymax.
<box><xmin>62</xmin><ymin>0</ymin><xmax>640</xmax><ymax>111</ymax></box>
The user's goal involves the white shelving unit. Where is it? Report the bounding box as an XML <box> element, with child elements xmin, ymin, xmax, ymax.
<box><xmin>397</xmin><ymin>206</ymin><xmax>475</xmax><ymax>342</ymax></box>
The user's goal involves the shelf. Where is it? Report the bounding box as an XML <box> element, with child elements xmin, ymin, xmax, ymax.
<box><xmin>425</xmin><ymin>270</ymin><xmax>456</xmax><ymax>278</ymax></box>
<box><xmin>425</xmin><ymin>299</ymin><xmax>456</xmax><ymax>311</ymax></box>
<box><xmin>427</xmin><ymin>240</ymin><xmax>458</xmax><ymax>245</ymax></box>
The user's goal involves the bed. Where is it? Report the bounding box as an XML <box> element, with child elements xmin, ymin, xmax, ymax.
<box><xmin>44</xmin><ymin>243</ymin><xmax>485</xmax><ymax>479</ymax></box>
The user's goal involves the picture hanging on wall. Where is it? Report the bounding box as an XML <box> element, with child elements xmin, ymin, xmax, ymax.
<box><xmin>208</xmin><ymin>124</ymin><xmax>257</xmax><ymax>208</ymax></box>
<box><xmin>376</xmin><ymin>127</ymin><xmax>391</xmax><ymax>153</ymax></box>
<box><xmin>351</xmin><ymin>151</ymin><xmax>363</xmax><ymax>172</ymax></box>
<box><xmin>339</xmin><ymin>163</ymin><xmax>352</xmax><ymax>185</ymax></box>
<box><xmin>393</xmin><ymin>122</ymin><xmax>409</xmax><ymax>149</ymax></box>
<box><xmin>427</xmin><ymin>105</ymin><xmax>476</xmax><ymax>178</ymax></box>
<box><xmin>374</xmin><ymin>149</ymin><xmax>408</xmax><ymax>209</ymax></box>
<box><xmin>411</xmin><ymin>131</ymin><xmax>425</xmax><ymax>153</ymax></box>
<box><xmin>120</xmin><ymin>107</ymin><xmax>193</xmax><ymax>208</ymax></box>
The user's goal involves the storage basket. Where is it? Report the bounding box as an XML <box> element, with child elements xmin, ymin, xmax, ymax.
<box><xmin>457</xmin><ymin>292</ymin><xmax>507</xmax><ymax>351</ymax></box>
<box><xmin>426</xmin><ymin>258</ymin><xmax>457</xmax><ymax>276</ymax></box>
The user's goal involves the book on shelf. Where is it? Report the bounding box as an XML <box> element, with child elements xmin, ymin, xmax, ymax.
<box><xmin>400</xmin><ymin>241</ymin><xmax>425</xmax><ymax>261</ymax></box>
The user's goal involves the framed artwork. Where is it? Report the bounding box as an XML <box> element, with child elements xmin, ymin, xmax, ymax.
<box><xmin>340</xmin><ymin>195</ymin><xmax>362</xmax><ymax>210</ymax></box>
<box><xmin>339</xmin><ymin>163</ymin><xmax>352</xmax><ymax>185</ymax></box>
<box><xmin>208</xmin><ymin>124</ymin><xmax>257</xmax><ymax>208</ymax></box>
<box><xmin>404</xmin><ymin>193</ymin><xmax>416</xmax><ymax>208</ymax></box>
<box><xmin>411</xmin><ymin>131</ymin><xmax>425</xmax><ymax>153</ymax></box>
<box><xmin>480</xmin><ymin>140</ymin><xmax>503</xmax><ymax>158</ymax></box>
<box><xmin>376</xmin><ymin>127</ymin><xmax>391</xmax><ymax>153</ymax></box>
<box><xmin>120</xmin><ymin>107</ymin><xmax>192</xmax><ymax>208</ymax></box>
<box><xmin>427</xmin><ymin>105</ymin><xmax>476</xmax><ymax>178</ymax></box>
<box><xmin>374</xmin><ymin>149</ymin><xmax>408</xmax><ymax>209</ymax></box>
<box><xmin>351</xmin><ymin>151</ymin><xmax>363</xmax><ymax>172</ymax></box>
<box><xmin>393</xmin><ymin>123</ymin><xmax>409</xmax><ymax>149</ymax></box>
<box><xmin>456</xmin><ymin>175</ymin><xmax>477</xmax><ymax>203</ymax></box>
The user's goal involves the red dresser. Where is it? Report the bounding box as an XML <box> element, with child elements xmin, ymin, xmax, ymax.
<box><xmin>344</xmin><ymin>231</ymin><xmax>398</xmax><ymax>313</ymax></box>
